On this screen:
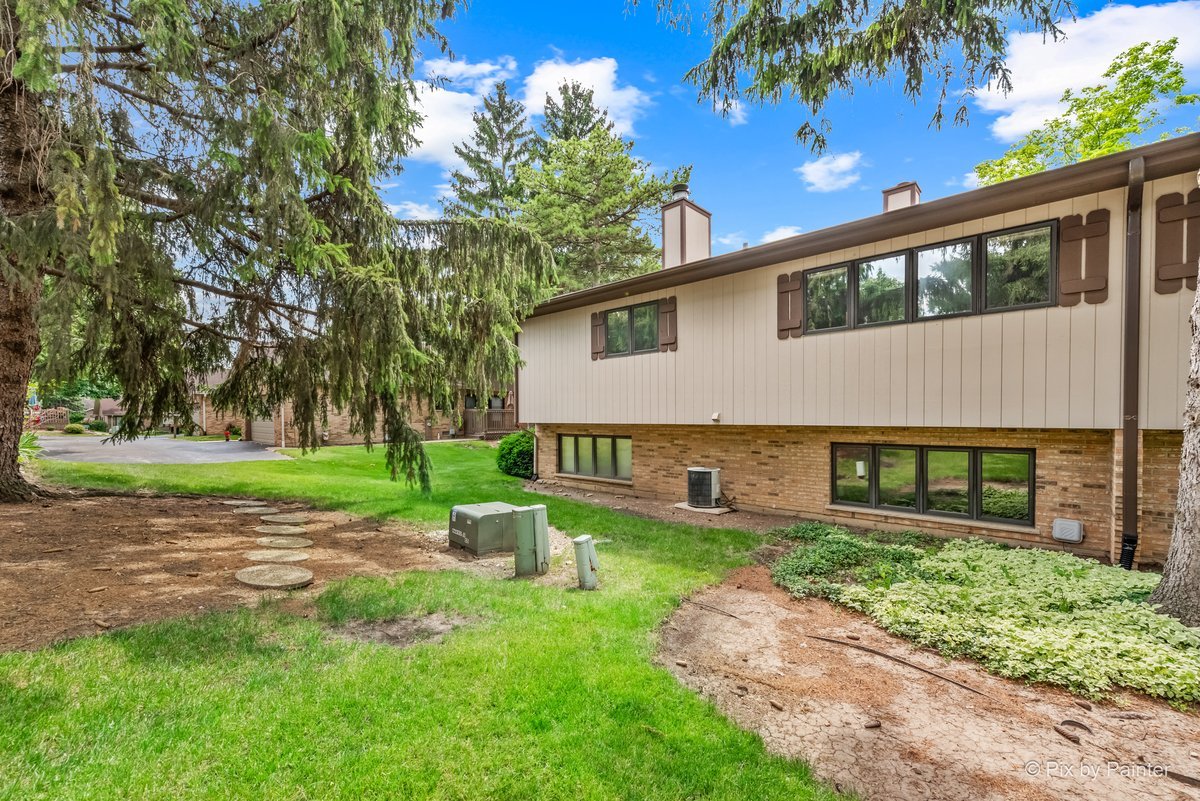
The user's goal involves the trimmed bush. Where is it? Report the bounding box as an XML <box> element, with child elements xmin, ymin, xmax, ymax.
<box><xmin>87</xmin><ymin>420</ymin><xmax>109</xmax><ymax>432</ymax></box>
<box><xmin>63</xmin><ymin>423</ymin><xmax>86</xmax><ymax>434</ymax></box>
<box><xmin>68</xmin><ymin>411</ymin><xmax>85</xmax><ymax>424</ymax></box>
<box><xmin>496</xmin><ymin>429</ymin><xmax>534</xmax><ymax>479</ymax></box>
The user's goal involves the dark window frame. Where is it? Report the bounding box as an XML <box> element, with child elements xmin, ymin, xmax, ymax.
<box><xmin>830</xmin><ymin>443</ymin><xmax>1036</xmax><ymax>526</ymax></box>
<box><xmin>875</xmin><ymin>445</ymin><xmax>921</xmax><ymax>512</ymax></box>
<box><xmin>557</xmin><ymin>434</ymin><xmax>634</xmax><ymax>481</ymax></box>
<box><xmin>802</xmin><ymin>264</ymin><xmax>851</xmax><ymax>333</ymax></box>
<box><xmin>795</xmin><ymin>220</ymin><xmax>1058</xmax><ymax>336</ymax></box>
<box><xmin>603</xmin><ymin>301</ymin><xmax>660</xmax><ymax>357</ymax></box>
<box><xmin>981</xmin><ymin>220</ymin><xmax>1059</xmax><ymax>314</ymax></box>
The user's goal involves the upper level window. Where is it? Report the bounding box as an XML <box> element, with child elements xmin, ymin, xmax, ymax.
<box><xmin>804</xmin><ymin>265</ymin><xmax>848</xmax><ymax>331</ymax></box>
<box><xmin>605</xmin><ymin>302</ymin><xmax>658</xmax><ymax>356</ymax></box>
<box><xmin>855</xmin><ymin>254</ymin><xmax>907</xmax><ymax>325</ymax></box>
<box><xmin>917</xmin><ymin>240</ymin><xmax>974</xmax><ymax>318</ymax></box>
<box><xmin>985</xmin><ymin>225</ymin><xmax>1054</xmax><ymax>310</ymax></box>
<box><xmin>788</xmin><ymin>221</ymin><xmax>1057</xmax><ymax>335</ymax></box>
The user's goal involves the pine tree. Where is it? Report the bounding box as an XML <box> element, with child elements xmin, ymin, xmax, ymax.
<box><xmin>537</xmin><ymin>81</ymin><xmax>614</xmax><ymax>155</ymax></box>
<box><xmin>0</xmin><ymin>0</ymin><xmax>553</xmax><ymax>501</ymax></box>
<box><xmin>517</xmin><ymin>128</ymin><xmax>689</xmax><ymax>292</ymax></box>
<box><xmin>443</xmin><ymin>81</ymin><xmax>535</xmax><ymax>219</ymax></box>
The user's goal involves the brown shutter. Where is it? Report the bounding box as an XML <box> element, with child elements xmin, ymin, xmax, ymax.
<box><xmin>1065</xmin><ymin>208</ymin><xmax>1108</xmax><ymax>304</ymax></box>
<box><xmin>1155</xmin><ymin>190</ymin><xmax>1200</xmax><ymax>294</ymax></box>
<box><xmin>1058</xmin><ymin>210</ymin><xmax>1110</xmax><ymax>306</ymax></box>
<box><xmin>777</xmin><ymin>271</ymin><xmax>803</xmax><ymax>338</ymax></box>
<box><xmin>658</xmin><ymin>296</ymin><xmax>677</xmax><ymax>352</ymax></box>
<box><xmin>590</xmin><ymin>312</ymin><xmax>606</xmax><ymax>360</ymax></box>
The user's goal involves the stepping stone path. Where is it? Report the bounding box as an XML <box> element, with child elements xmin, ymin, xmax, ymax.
<box><xmin>254</xmin><ymin>525</ymin><xmax>308</xmax><ymax>535</ymax></box>
<box><xmin>260</xmin><ymin>513</ymin><xmax>308</xmax><ymax>524</ymax></box>
<box><xmin>233</xmin><ymin>506</ymin><xmax>278</xmax><ymax>515</ymax></box>
<box><xmin>255</xmin><ymin>536</ymin><xmax>314</xmax><ymax>548</ymax></box>
<box><xmin>220</xmin><ymin>500</ymin><xmax>318</xmax><ymax>590</ymax></box>
<box><xmin>235</xmin><ymin>564</ymin><xmax>313</xmax><ymax>590</ymax></box>
<box><xmin>246</xmin><ymin>549</ymin><xmax>310</xmax><ymax>563</ymax></box>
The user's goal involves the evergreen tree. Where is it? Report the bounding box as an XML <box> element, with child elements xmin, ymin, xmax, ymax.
<box><xmin>0</xmin><ymin>0</ymin><xmax>553</xmax><ymax>501</ymax></box>
<box><xmin>443</xmin><ymin>81</ymin><xmax>535</xmax><ymax>219</ymax></box>
<box><xmin>537</xmin><ymin>81</ymin><xmax>614</xmax><ymax>154</ymax></box>
<box><xmin>517</xmin><ymin>128</ymin><xmax>689</xmax><ymax>292</ymax></box>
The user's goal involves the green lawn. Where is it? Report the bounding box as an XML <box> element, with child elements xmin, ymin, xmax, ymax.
<box><xmin>4</xmin><ymin>444</ymin><xmax>841</xmax><ymax>801</ymax></box>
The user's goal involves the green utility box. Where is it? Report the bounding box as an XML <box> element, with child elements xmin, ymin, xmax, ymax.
<box><xmin>449</xmin><ymin>502</ymin><xmax>518</xmax><ymax>555</ymax></box>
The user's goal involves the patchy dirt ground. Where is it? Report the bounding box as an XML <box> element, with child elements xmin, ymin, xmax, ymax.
<box><xmin>659</xmin><ymin>566</ymin><xmax>1200</xmax><ymax>801</ymax></box>
<box><xmin>0</xmin><ymin>495</ymin><xmax>575</xmax><ymax>652</ymax></box>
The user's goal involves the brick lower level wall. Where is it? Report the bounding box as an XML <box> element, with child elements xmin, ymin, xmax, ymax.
<box><xmin>533</xmin><ymin>423</ymin><xmax>1181</xmax><ymax>566</ymax></box>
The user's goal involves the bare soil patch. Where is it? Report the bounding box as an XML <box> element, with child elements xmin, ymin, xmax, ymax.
<box><xmin>331</xmin><ymin>612</ymin><xmax>469</xmax><ymax>648</ymax></box>
<box><xmin>658</xmin><ymin>565</ymin><xmax>1200</xmax><ymax>801</ymax></box>
<box><xmin>0</xmin><ymin>496</ymin><xmax>573</xmax><ymax>652</ymax></box>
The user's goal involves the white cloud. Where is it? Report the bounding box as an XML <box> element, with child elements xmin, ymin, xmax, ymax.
<box><xmin>958</xmin><ymin>171</ymin><xmax>981</xmax><ymax>189</ymax></box>
<box><xmin>725</xmin><ymin>100</ymin><xmax>748</xmax><ymax>126</ymax></box>
<box><xmin>521</xmin><ymin>56</ymin><xmax>652</xmax><ymax>136</ymax></box>
<box><xmin>387</xmin><ymin>200</ymin><xmax>440</xmax><ymax>220</ymax></box>
<box><xmin>795</xmin><ymin>151</ymin><xmax>864</xmax><ymax>192</ymax></box>
<box><xmin>409</xmin><ymin>56</ymin><xmax>518</xmax><ymax>169</ymax></box>
<box><xmin>760</xmin><ymin>225</ymin><xmax>804</xmax><ymax>244</ymax></box>
<box><xmin>977</xmin><ymin>1</ymin><xmax>1200</xmax><ymax>141</ymax></box>
<box><xmin>715</xmin><ymin>232</ymin><xmax>746</xmax><ymax>246</ymax></box>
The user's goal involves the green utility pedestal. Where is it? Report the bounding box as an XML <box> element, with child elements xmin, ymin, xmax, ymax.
<box><xmin>514</xmin><ymin>504</ymin><xmax>550</xmax><ymax>577</ymax></box>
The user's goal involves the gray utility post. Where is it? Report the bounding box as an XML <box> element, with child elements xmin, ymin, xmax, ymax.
<box><xmin>573</xmin><ymin>535</ymin><xmax>599</xmax><ymax>590</ymax></box>
<box><xmin>514</xmin><ymin>505</ymin><xmax>550</xmax><ymax>577</ymax></box>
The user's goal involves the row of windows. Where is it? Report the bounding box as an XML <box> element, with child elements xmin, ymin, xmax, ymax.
<box><xmin>804</xmin><ymin>222</ymin><xmax>1056</xmax><ymax>332</ymax></box>
<box><xmin>605</xmin><ymin>302</ymin><xmax>659</xmax><ymax>356</ymax></box>
<box><xmin>558</xmin><ymin>434</ymin><xmax>633</xmax><ymax>480</ymax></box>
<box><xmin>832</xmin><ymin>444</ymin><xmax>1035</xmax><ymax>525</ymax></box>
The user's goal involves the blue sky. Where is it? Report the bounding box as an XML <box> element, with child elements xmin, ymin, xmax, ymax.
<box><xmin>388</xmin><ymin>0</ymin><xmax>1200</xmax><ymax>255</ymax></box>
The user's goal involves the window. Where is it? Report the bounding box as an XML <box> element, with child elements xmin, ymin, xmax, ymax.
<box><xmin>831</xmin><ymin>444</ymin><xmax>1034</xmax><ymax>525</ymax></box>
<box><xmin>917</xmin><ymin>240</ymin><xmax>974</xmax><ymax>318</ymax></box>
<box><xmin>789</xmin><ymin>221</ymin><xmax>1058</xmax><ymax>337</ymax></box>
<box><xmin>833</xmin><ymin>444</ymin><xmax>871</xmax><ymax>505</ymax></box>
<box><xmin>855</xmin><ymin>254</ymin><xmax>907</xmax><ymax>325</ymax></box>
<box><xmin>559</xmin><ymin>435</ymin><xmax>633</xmax><ymax>480</ymax></box>
<box><xmin>604</xmin><ymin>302</ymin><xmax>658</xmax><ymax>356</ymax></box>
<box><xmin>985</xmin><ymin>224</ymin><xmax>1054</xmax><ymax>310</ymax></box>
<box><xmin>805</xmin><ymin>265</ymin><xmax>848</xmax><ymax>331</ymax></box>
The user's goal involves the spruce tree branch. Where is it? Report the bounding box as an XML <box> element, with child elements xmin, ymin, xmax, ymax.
<box><xmin>93</xmin><ymin>76</ymin><xmax>205</xmax><ymax>122</ymax></box>
<box><xmin>63</xmin><ymin>43</ymin><xmax>147</xmax><ymax>55</ymax></box>
<box><xmin>59</xmin><ymin>60</ymin><xmax>154</xmax><ymax>73</ymax></box>
<box><xmin>172</xmin><ymin>274</ymin><xmax>320</xmax><ymax>318</ymax></box>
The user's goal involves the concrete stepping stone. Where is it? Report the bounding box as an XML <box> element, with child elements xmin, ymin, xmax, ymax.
<box><xmin>234</xmin><ymin>506</ymin><xmax>278</xmax><ymax>515</ymax></box>
<box><xmin>246</xmin><ymin>549</ymin><xmax>310</xmax><ymax>563</ymax></box>
<box><xmin>254</xmin><ymin>525</ymin><xmax>308</xmax><ymax>536</ymax></box>
<box><xmin>260</xmin><ymin>513</ymin><xmax>308</xmax><ymax>524</ymax></box>
<box><xmin>235</xmin><ymin>564</ymin><xmax>313</xmax><ymax>590</ymax></box>
<box><xmin>221</xmin><ymin>499</ymin><xmax>264</xmax><ymax>506</ymax></box>
<box><xmin>255</xmin><ymin>536</ymin><xmax>314</xmax><ymax>548</ymax></box>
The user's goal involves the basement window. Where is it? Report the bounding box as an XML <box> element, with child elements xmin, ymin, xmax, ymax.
<box><xmin>559</xmin><ymin>434</ymin><xmax>633</xmax><ymax>480</ymax></box>
<box><xmin>830</xmin><ymin>444</ymin><xmax>1034</xmax><ymax>525</ymax></box>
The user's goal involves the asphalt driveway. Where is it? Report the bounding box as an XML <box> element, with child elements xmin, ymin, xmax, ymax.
<box><xmin>37</xmin><ymin>435</ymin><xmax>289</xmax><ymax>464</ymax></box>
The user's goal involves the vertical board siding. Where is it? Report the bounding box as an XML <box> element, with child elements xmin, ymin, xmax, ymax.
<box><xmin>517</xmin><ymin>179</ymin><xmax>1200</xmax><ymax>430</ymax></box>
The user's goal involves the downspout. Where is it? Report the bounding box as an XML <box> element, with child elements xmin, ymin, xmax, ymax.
<box><xmin>1119</xmin><ymin>156</ymin><xmax>1146</xmax><ymax>569</ymax></box>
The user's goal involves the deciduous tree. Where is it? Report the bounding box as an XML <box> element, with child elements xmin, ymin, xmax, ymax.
<box><xmin>0</xmin><ymin>0</ymin><xmax>552</xmax><ymax>501</ymax></box>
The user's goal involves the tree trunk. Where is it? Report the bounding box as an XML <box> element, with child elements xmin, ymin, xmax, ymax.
<box><xmin>0</xmin><ymin>31</ymin><xmax>49</xmax><ymax>502</ymax></box>
<box><xmin>1149</xmin><ymin>192</ymin><xmax>1200</xmax><ymax>626</ymax></box>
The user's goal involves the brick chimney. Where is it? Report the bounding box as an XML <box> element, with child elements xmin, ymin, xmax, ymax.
<box><xmin>662</xmin><ymin>183</ymin><xmax>711</xmax><ymax>268</ymax></box>
<box><xmin>882</xmin><ymin>181</ymin><xmax>921</xmax><ymax>212</ymax></box>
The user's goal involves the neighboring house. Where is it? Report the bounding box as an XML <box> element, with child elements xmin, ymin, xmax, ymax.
<box><xmin>517</xmin><ymin>133</ymin><xmax>1200</xmax><ymax>568</ymax></box>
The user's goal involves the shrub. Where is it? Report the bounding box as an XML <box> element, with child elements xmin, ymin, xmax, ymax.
<box><xmin>63</xmin><ymin>423</ymin><xmax>86</xmax><ymax>434</ymax></box>
<box><xmin>228</xmin><ymin>425</ymin><xmax>242</xmax><ymax>437</ymax></box>
<box><xmin>17</xmin><ymin>432</ymin><xmax>41</xmax><ymax>463</ymax></box>
<box><xmin>87</xmin><ymin>420</ymin><xmax>109</xmax><ymax>432</ymax></box>
<box><xmin>496</xmin><ymin>429</ymin><xmax>534</xmax><ymax>479</ymax></box>
<box><xmin>68</xmin><ymin>411</ymin><xmax>85</xmax><ymax>424</ymax></box>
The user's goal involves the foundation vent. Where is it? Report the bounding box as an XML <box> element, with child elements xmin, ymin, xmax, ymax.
<box><xmin>1051</xmin><ymin>518</ymin><xmax>1084</xmax><ymax>544</ymax></box>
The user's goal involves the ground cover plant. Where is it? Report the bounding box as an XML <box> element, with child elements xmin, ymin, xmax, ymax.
<box><xmin>772</xmin><ymin>523</ymin><xmax>1200</xmax><ymax>703</ymax></box>
<box><xmin>4</xmin><ymin>444</ymin><xmax>842</xmax><ymax>801</ymax></box>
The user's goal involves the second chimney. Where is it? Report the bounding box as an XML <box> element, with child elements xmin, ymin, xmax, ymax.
<box><xmin>662</xmin><ymin>183</ymin><xmax>711</xmax><ymax>268</ymax></box>
<box><xmin>882</xmin><ymin>181</ymin><xmax>921</xmax><ymax>212</ymax></box>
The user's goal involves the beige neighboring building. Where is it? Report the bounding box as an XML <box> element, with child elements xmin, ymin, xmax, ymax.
<box><xmin>517</xmin><ymin>134</ymin><xmax>1200</xmax><ymax>568</ymax></box>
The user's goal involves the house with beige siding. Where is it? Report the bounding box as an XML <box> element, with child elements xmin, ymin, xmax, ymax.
<box><xmin>517</xmin><ymin>133</ymin><xmax>1200</xmax><ymax>568</ymax></box>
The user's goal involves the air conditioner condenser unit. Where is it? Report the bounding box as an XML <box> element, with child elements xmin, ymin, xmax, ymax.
<box><xmin>687</xmin><ymin>467</ymin><xmax>721</xmax><ymax>508</ymax></box>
